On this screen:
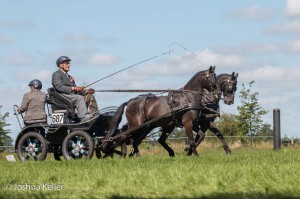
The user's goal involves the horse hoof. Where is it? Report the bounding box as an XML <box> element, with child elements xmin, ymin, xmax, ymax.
<box><xmin>184</xmin><ymin>146</ymin><xmax>191</xmax><ymax>152</ymax></box>
<box><xmin>169</xmin><ymin>152</ymin><xmax>175</xmax><ymax>157</ymax></box>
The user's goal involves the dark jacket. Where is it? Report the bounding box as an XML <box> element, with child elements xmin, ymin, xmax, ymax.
<box><xmin>52</xmin><ymin>69</ymin><xmax>76</xmax><ymax>94</ymax></box>
<box><xmin>19</xmin><ymin>90</ymin><xmax>47</xmax><ymax>123</ymax></box>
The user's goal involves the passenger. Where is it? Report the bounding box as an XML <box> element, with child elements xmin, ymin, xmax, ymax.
<box><xmin>52</xmin><ymin>56</ymin><xmax>98</xmax><ymax>122</ymax></box>
<box><xmin>17</xmin><ymin>79</ymin><xmax>47</xmax><ymax>125</ymax></box>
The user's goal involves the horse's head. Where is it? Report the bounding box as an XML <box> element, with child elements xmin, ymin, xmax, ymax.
<box><xmin>203</xmin><ymin>66</ymin><xmax>218</xmax><ymax>92</ymax></box>
<box><xmin>218</xmin><ymin>72</ymin><xmax>238</xmax><ymax>105</ymax></box>
<box><xmin>183</xmin><ymin>65</ymin><xmax>217</xmax><ymax>93</ymax></box>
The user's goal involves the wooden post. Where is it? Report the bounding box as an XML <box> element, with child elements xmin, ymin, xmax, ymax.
<box><xmin>273</xmin><ymin>108</ymin><xmax>281</xmax><ymax>150</ymax></box>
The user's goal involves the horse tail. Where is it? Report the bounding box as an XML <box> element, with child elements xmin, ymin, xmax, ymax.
<box><xmin>107</xmin><ymin>101</ymin><xmax>128</xmax><ymax>136</ymax></box>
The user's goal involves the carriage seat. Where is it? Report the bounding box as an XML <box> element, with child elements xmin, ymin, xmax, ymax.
<box><xmin>47</xmin><ymin>88</ymin><xmax>75</xmax><ymax>116</ymax></box>
<box><xmin>24</xmin><ymin>119</ymin><xmax>48</xmax><ymax>126</ymax></box>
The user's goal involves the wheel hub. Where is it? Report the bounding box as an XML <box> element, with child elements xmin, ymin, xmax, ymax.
<box><xmin>74</xmin><ymin>145</ymin><xmax>81</xmax><ymax>153</ymax></box>
<box><xmin>28</xmin><ymin>146</ymin><xmax>35</xmax><ymax>154</ymax></box>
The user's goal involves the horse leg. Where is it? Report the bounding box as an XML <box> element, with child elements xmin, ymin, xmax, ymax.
<box><xmin>120</xmin><ymin>143</ymin><xmax>127</xmax><ymax>158</ymax></box>
<box><xmin>128</xmin><ymin>130</ymin><xmax>150</xmax><ymax>158</ymax></box>
<box><xmin>188</xmin><ymin>125</ymin><xmax>208</xmax><ymax>155</ymax></box>
<box><xmin>195</xmin><ymin>123</ymin><xmax>209</xmax><ymax>148</ymax></box>
<box><xmin>183</xmin><ymin>118</ymin><xmax>198</xmax><ymax>156</ymax></box>
<box><xmin>158</xmin><ymin>127</ymin><xmax>175</xmax><ymax>157</ymax></box>
<box><xmin>129</xmin><ymin>140</ymin><xmax>141</xmax><ymax>158</ymax></box>
<box><xmin>185</xmin><ymin>122</ymin><xmax>199</xmax><ymax>151</ymax></box>
<box><xmin>209</xmin><ymin>122</ymin><xmax>231</xmax><ymax>155</ymax></box>
<box><xmin>184</xmin><ymin>122</ymin><xmax>199</xmax><ymax>152</ymax></box>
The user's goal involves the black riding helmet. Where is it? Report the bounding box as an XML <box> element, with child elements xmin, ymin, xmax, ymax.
<box><xmin>28</xmin><ymin>79</ymin><xmax>42</xmax><ymax>89</ymax></box>
<box><xmin>56</xmin><ymin>56</ymin><xmax>71</xmax><ymax>67</ymax></box>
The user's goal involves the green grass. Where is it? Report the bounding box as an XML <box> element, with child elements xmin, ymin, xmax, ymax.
<box><xmin>1</xmin><ymin>148</ymin><xmax>300</xmax><ymax>199</ymax></box>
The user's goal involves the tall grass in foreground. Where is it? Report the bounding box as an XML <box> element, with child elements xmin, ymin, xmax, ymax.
<box><xmin>1</xmin><ymin>147</ymin><xmax>300</xmax><ymax>199</ymax></box>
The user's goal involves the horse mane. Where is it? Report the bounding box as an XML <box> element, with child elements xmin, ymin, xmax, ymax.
<box><xmin>183</xmin><ymin>70</ymin><xmax>205</xmax><ymax>89</ymax></box>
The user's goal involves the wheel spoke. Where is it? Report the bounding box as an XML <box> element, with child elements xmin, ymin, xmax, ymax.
<box><xmin>68</xmin><ymin>149</ymin><xmax>75</xmax><ymax>156</ymax></box>
<box><xmin>35</xmin><ymin>147</ymin><xmax>42</xmax><ymax>153</ymax></box>
<box><xmin>81</xmin><ymin>149</ymin><xmax>88</xmax><ymax>157</ymax></box>
<box><xmin>33</xmin><ymin>139</ymin><xmax>39</xmax><ymax>147</ymax></box>
<box><xmin>68</xmin><ymin>140</ymin><xmax>75</xmax><ymax>147</ymax></box>
<box><xmin>82</xmin><ymin>140</ymin><xmax>88</xmax><ymax>147</ymax></box>
<box><xmin>26</xmin><ymin>138</ymin><xmax>32</xmax><ymax>146</ymax></box>
<box><xmin>25</xmin><ymin>154</ymin><xmax>31</xmax><ymax>160</ymax></box>
<box><xmin>21</xmin><ymin>146</ymin><xmax>28</xmax><ymax>152</ymax></box>
<box><xmin>74</xmin><ymin>151</ymin><xmax>80</xmax><ymax>157</ymax></box>
<box><xmin>32</xmin><ymin>152</ymin><xmax>38</xmax><ymax>161</ymax></box>
<box><xmin>76</xmin><ymin>136</ymin><xmax>81</xmax><ymax>145</ymax></box>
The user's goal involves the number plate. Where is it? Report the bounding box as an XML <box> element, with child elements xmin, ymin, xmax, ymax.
<box><xmin>51</xmin><ymin>113</ymin><xmax>64</xmax><ymax>124</ymax></box>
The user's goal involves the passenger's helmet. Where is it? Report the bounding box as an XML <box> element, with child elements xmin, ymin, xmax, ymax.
<box><xmin>28</xmin><ymin>79</ymin><xmax>42</xmax><ymax>89</ymax></box>
<box><xmin>56</xmin><ymin>56</ymin><xmax>71</xmax><ymax>67</ymax></box>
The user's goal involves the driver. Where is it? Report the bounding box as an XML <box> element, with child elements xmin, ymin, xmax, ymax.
<box><xmin>17</xmin><ymin>79</ymin><xmax>47</xmax><ymax>125</ymax></box>
<box><xmin>52</xmin><ymin>56</ymin><xmax>98</xmax><ymax>122</ymax></box>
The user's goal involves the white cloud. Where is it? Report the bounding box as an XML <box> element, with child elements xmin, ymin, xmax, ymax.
<box><xmin>287</xmin><ymin>39</ymin><xmax>300</xmax><ymax>52</ymax></box>
<box><xmin>95</xmin><ymin>36</ymin><xmax>118</xmax><ymax>43</ymax></box>
<box><xmin>133</xmin><ymin>49</ymin><xmax>243</xmax><ymax>77</ymax></box>
<box><xmin>60</xmin><ymin>33</ymin><xmax>91</xmax><ymax>43</ymax></box>
<box><xmin>0</xmin><ymin>19</ymin><xmax>35</xmax><ymax>29</ymax></box>
<box><xmin>1</xmin><ymin>52</ymin><xmax>36</xmax><ymax>67</ymax></box>
<box><xmin>242</xmin><ymin>43</ymin><xmax>279</xmax><ymax>53</ymax></box>
<box><xmin>88</xmin><ymin>53</ymin><xmax>120</xmax><ymax>66</ymax></box>
<box><xmin>285</xmin><ymin>0</ymin><xmax>300</xmax><ymax>16</ymax></box>
<box><xmin>227</xmin><ymin>5</ymin><xmax>274</xmax><ymax>20</ymax></box>
<box><xmin>267</xmin><ymin>19</ymin><xmax>300</xmax><ymax>34</ymax></box>
<box><xmin>14</xmin><ymin>70</ymin><xmax>52</xmax><ymax>82</ymax></box>
<box><xmin>102</xmin><ymin>49</ymin><xmax>243</xmax><ymax>89</ymax></box>
<box><xmin>240</xmin><ymin>65</ymin><xmax>300</xmax><ymax>82</ymax></box>
<box><xmin>0</xmin><ymin>35</ymin><xmax>11</xmax><ymax>44</ymax></box>
<box><xmin>190</xmin><ymin>50</ymin><xmax>243</xmax><ymax>67</ymax></box>
<box><xmin>60</xmin><ymin>34</ymin><xmax>118</xmax><ymax>44</ymax></box>
<box><xmin>216</xmin><ymin>43</ymin><xmax>280</xmax><ymax>55</ymax></box>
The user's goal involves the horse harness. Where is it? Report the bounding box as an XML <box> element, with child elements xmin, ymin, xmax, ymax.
<box><xmin>167</xmin><ymin>90</ymin><xmax>204</xmax><ymax>127</ymax></box>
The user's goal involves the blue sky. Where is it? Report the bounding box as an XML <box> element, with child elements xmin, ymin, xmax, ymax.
<box><xmin>1</xmin><ymin>0</ymin><xmax>300</xmax><ymax>141</ymax></box>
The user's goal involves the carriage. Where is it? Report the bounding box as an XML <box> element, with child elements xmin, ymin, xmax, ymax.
<box><xmin>13</xmin><ymin>88</ymin><xmax>117</xmax><ymax>161</ymax></box>
<box><xmin>13</xmin><ymin>66</ymin><xmax>238</xmax><ymax>161</ymax></box>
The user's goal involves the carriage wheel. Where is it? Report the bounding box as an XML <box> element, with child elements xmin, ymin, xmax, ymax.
<box><xmin>62</xmin><ymin>131</ymin><xmax>94</xmax><ymax>160</ymax></box>
<box><xmin>17</xmin><ymin>132</ymin><xmax>48</xmax><ymax>161</ymax></box>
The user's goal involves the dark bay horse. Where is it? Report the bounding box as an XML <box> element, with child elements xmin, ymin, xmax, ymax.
<box><xmin>101</xmin><ymin>66</ymin><xmax>218</xmax><ymax>156</ymax></box>
<box><xmin>188</xmin><ymin>72</ymin><xmax>238</xmax><ymax>155</ymax></box>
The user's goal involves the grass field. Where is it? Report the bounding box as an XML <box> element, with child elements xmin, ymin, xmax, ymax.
<box><xmin>1</xmin><ymin>144</ymin><xmax>300</xmax><ymax>199</ymax></box>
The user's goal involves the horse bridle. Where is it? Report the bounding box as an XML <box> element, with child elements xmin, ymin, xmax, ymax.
<box><xmin>220</xmin><ymin>76</ymin><xmax>237</xmax><ymax>98</ymax></box>
<box><xmin>203</xmin><ymin>71</ymin><xmax>217</xmax><ymax>92</ymax></box>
